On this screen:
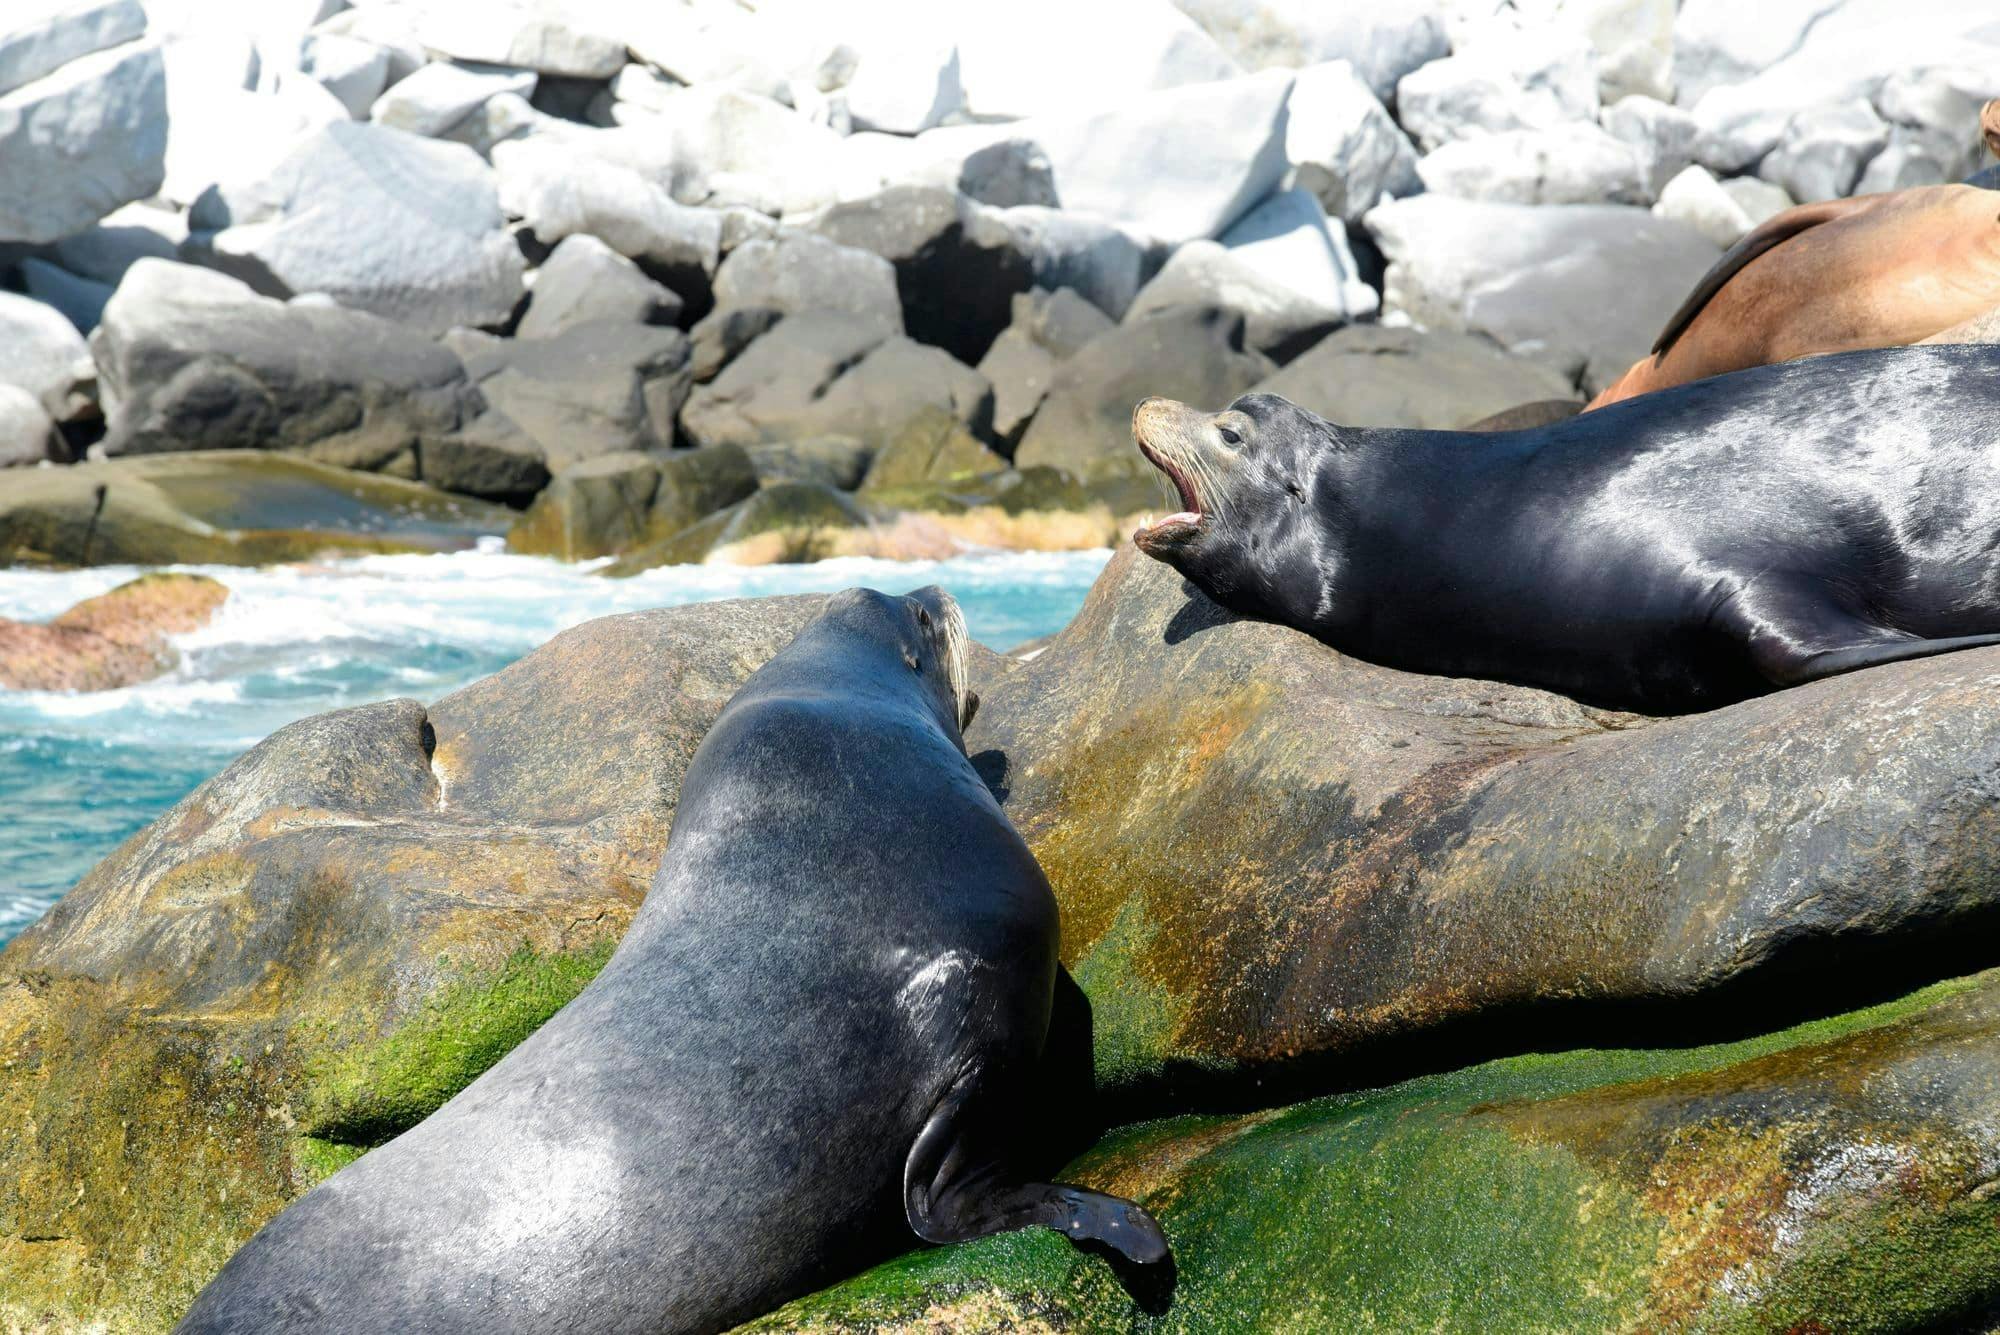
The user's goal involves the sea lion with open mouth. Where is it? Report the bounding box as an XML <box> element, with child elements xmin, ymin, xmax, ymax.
<box><xmin>178</xmin><ymin>586</ymin><xmax>1166</xmax><ymax>1334</ymax></box>
<box><xmin>1132</xmin><ymin>345</ymin><xmax>2000</xmax><ymax>714</ymax></box>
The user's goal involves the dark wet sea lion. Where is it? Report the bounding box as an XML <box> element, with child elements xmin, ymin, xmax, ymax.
<box><xmin>1131</xmin><ymin>345</ymin><xmax>2000</xmax><ymax>714</ymax></box>
<box><xmin>178</xmin><ymin>586</ymin><xmax>1165</xmax><ymax>1334</ymax></box>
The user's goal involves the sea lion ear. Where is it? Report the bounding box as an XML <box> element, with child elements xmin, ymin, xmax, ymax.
<box><xmin>959</xmin><ymin>690</ymin><xmax>980</xmax><ymax>731</ymax></box>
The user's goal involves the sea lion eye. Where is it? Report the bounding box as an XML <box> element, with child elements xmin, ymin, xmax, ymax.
<box><xmin>917</xmin><ymin>605</ymin><xmax>932</xmax><ymax>629</ymax></box>
<box><xmin>1218</xmin><ymin>426</ymin><xmax>1242</xmax><ymax>446</ymax></box>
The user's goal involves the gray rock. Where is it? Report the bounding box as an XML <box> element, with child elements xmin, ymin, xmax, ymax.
<box><xmin>505</xmin><ymin>445</ymin><xmax>758</xmax><ymax>560</ymax></box>
<box><xmin>368</xmin><ymin>59</ymin><xmax>536</xmax><ymax>138</ymax></box>
<box><xmin>1014</xmin><ymin>305</ymin><xmax>1274</xmax><ymax>480</ymax></box>
<box><xmin>298</xmin><ymin>32</ymin><xmax>391</xmax><ymax>120</ymax></box>
<box><xmin>462</xmin><ymin>319</ymin><xmax>693</xmax><ymax>468</ymax></box>
<box><xmin>1760</xmin><ymin>99</ymin><xmax>1890</xmax><ymax>203</ymax></box>
<box><xmin>688</xmin><ymin>306</ymin><xmax>782</xmax><ymax>384</ymax></box>
<box><xmin>746</xmin><ymin>437</ymin><xmax>873</xmax><ymax>491</ymax></box>
<box><xmin>1601</xmin><ymin>93</ymin><xmax>1699</xmax><ymax>197</ymax></box>
<box><xmin>1856</xmin><ymin>126</ymin><xmax>1971</xmax><ymax>193</ymax></box>
<box><xmin>1652</xmin><ymin>163</ymin><xmax>1759</xmax><ymax>248</ymax></box>
<box><xmin>1720</xmin><ymin>174</ymin><xmax>1793</xmax><ymax>226</ymax></box>
<box><xmin>1214</xmin><ymin>185</ymin><xmax>1378</xmax><ymax>335</ymax></box>
<box><xmin>19</xmin><ymin>257</ymin><xmax>113</xmax><ymax>335</ymax></box>
<box><xmin>993</xmin><ymin>205</ymin><xmax>1150</xmax><ymax>321</ymax></box>
<box><xmin>1285</xmin><ymin>59</ymin><xmax>1421</xmax><ymax>223</ymax></box>
<box><xmin>709</xmin><ymin>232</ymin><xmax>903</xmax><ymax>340</ymax></box>
<box><xmin>0</xmin><ymin>37</ymin><xmax>167</xmax><ymax>244</ymax></box>
<box><xmin>515</xmin><ymin>235</ymin><xmax>682</xmax><ymax>341</ymax></box>
<box><xmin>1169</xmin><ymin>0</ymin><xmax>1448</xmax><ymax>106</ymax></box>
<box><xmin>859</xmin><ymin>406</ymin><xmax>1008</xmax><ymax>490</ymax></box>
<box><xmin>0</xmin><ymin>0</ymin><xmax>144</xmax><ymax>97</ymax></box>
<box><xmin>815</xmin><ymin>186</ymin><xmax>1033</xmax><ymax>363</ymax></box>
<box><xmin>0</xmin><ymin>384</ymin><xmax>57</xmax><ymax>467</ymax></box>
<box><xmin>1395</xmin><ymin>26</ymin><xmax>1598</xmax><ymax>152</ymax></box>
<box><xmin>955</xmin><ymin>138</ymin><xmax>1059</xmax><ymax>209</ymax></box>
<box><xmin>1416</xmin><ymin>122</ymin><xmax>1648</xmax><ymax>205</ymax></box>
<box><xmin>92</xmin><ymin>260</ymin><xmax>477</xmax><ymax>472</ymax></box>
<box><xmin>49</xmin><ymin>199</ymin><xmax>183</xmax><ymax>286</ymax></box>
<box><xmin>1010</xmin><ymin>286</ymin><xmax>1115</xmax><ymax>359</ymax></box>
<box><xmin>416</xmin><ymin>407</ymin><xmax>549</xmax><ymax>505</ymax></box>
<box><xmin>0</xmin><ymin>289</ymin><xmax>95</xmax><ymax>419</ymax></box>
<box><xmin>976</xmin><ymin>289</ymin><xmax>1117</xmax><ymax>450</ymax></box>
<box><xmin>1250</xmin><ymin>325</ymin><xmax>1577</xmax><ymax>429</ymax></box>
<box><xmin>807</xmin><ymin>337</ymin><xmax>996</xmax><ymax>445</ymax></box>
<box><xmin>185</xmin><ymin>121</ymin><xmax>526</xmax><ymax>336</ymax></box>
<box><xmin>678</xmin><ymin>311</ymin><xmax>890</xmax><ymax>451</ymax></box>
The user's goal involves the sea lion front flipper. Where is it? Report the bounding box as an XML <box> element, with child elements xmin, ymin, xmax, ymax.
<box><xmin>903</xmin><ymin>1069</ymin><xmax>1169</xmax><ymax>1266</ymax></box>
<box><xmin>1651</xmin><ymin>198</ymin><xmax>1867</xmax><ymax>358</ymax></box>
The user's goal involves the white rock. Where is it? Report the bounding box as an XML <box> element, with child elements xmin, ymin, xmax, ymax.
<box><xmin>0</xmin><ymin>0</ymin><xmax>145</xmax><ymax>97</ymax></box>
<box><xmin>298</xmin><ymin>32</ymin><xmax>390</xmax><ymax>118</ymax></box>
<box><xmin>1365</xmin><ymin>192</ymin><xmax>1721</xmax><ymax>392</ymax></box>
<box><xmin>650</xmin><ymin>86</ymin><xmax>849</xmax><ymax>218</ymax></box>
<box><xmin>50</xmin><ymin>199</ymin><xmax>185</xmax><ymax>285</ymax></box>
<box><xmin>613</xmin><ymin>0</ymin><xmax>804</xmax><ymax>102</ymax></box>
<box><xmin>159</xmin><ymin>37</ymin><xmax>347</xmax><ymax>207</ymax></box>
<box><xmin>0</xmin><ymin>290</ymin><xmax>95</xmax><ymax>419</ymax></box>
<box><xmin>1719</xmin><ymin>175</ymin><xmax>1792</xmax><ymax>225</ymax></box>
<box><xmin>0</xmin><ymin>384</ymin><xmax>57</xmax><ymax>467</ymax></box>
<box><xmin>369</xmin><ymin>59</ymin><xmax>535</xmax><ymax>137</ymax></box>
<box><xmin>310</xmin><ymin>5</ymin><xmax>427</xmax><ymax>86</ymax></box>
<box><xmin>601</xmin><ymin>62</ymin><xmax>681</xmax><ymax>123</ymax></box>
<box><xmin>1285</xmin><ymin>60</ymin><xmax>1420</xmax><ymax>223</ymax></box>
<box><xmin>1395</xmin><ymin>23</ymin><xmax>1599</xmax><ymax>151</ymax></box>
<box><xmin>412</xmin><ymin>4</ymin><xmax>625</xmax><ymax>80</ymax></box>
<box><xmin>0</xmin><ymin>36</ymin><xmax>166</xmax><ymax>244</ymax></box>
<box><xmin>1652</xmin><ymin>163</ymin><xmax>1755</xmax><ymax>248</ymax></box>
<box><xmin>1759</xmin><ymin>99</ymin><xmax>1889</xmax><ymax>202</ymax></box>
<box><xmin>493</xmin><ymin>134</ymin><xmax>722</xmax><ymax>279</ymax></box>
<box><xmin>1221</xmin><ymin>187</ymin><xmax>1376</xmax><ymax>316</ymax></box>
<box><xmin>1509</xmin><ymin>0</ymin><xmax>1674</xmax><ymax>103</ymax></box>
<box><xmin>1601</xmin><ymin>93</ymin><xmax>1698</xmax><ymax>197</ymax></box>
<box><xmin>186</xmin><ymin>120</ymin><xmax>527</xmax><ymax>334</ymax></box>
<box><xmin>1167</xmin><ymin>0</ymin><xmax>1449</xmax><ymax>105</ymax></box>
<box><xmin>952</xmin><ymin>0</ymin><xmax>1241</xmax><ymax>120</ymax></box>
<box><xmin>1023</xmin><ymin>68</ymin><xmax>1296</xmax><ymax>246</ymax></box>
<box><xmin>992</xmin><ymin>205</ymin><xmax>1149</xmax><ymax>320</ymax></box>
<box><xmin>812</xmin><ymin>3</ymin><xmax>965</xmax><ymax>135</ymax></box>
<box><xmin>439</xmin><ymin>89</ymin><xmax>551</xmax><ymax>158</ymax></box>
<box><xmin>1855</xmin><ymin>126</ymin><xmax>1969</xmax><ymax>194</ymax></box>
<box><xmin>1417</xmin><ymin>122</ymin><xmax>1647</xmax><ymax>205</ymax></box>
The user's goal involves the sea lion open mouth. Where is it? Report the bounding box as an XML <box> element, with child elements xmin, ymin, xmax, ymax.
<box><xmin>1131</xmin><ymin>397</ymin><xmax>1213</xmax><ymax>551</ymax></box>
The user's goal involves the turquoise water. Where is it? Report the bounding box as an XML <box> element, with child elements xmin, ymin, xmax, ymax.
<box><xmin>0</xmin><ymin>543</ymin><xmax>1111</xmax><ymax>945</ymax></box>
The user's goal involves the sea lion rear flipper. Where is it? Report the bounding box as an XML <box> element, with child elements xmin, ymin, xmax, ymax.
<box><xmin>1651</xmin><ymin>198</ymin><xmax>1867</xmax><ymax>358</ymax></box>
<box><xmin>903</xmin><ymin>1069</ymin><xmax>1169</xmax><ymax>1266</ymax></box>
<box><xmin>1723</xmin><ymin>578</ymin><xmax>2000</xmax><ymax>686</ymax></box>
<box><xmin>1775</xmin><ymin>632</ymin><xmax>2000</xmax><ymax>685</ymax></box>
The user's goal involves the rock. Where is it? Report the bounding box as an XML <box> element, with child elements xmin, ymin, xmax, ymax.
<box><xmin>0</xmin><ymin>290</ymin><xmax>95</xmax><ymax>421</ymax></box>
<box><xmin>951</xmin><ymin>0</ymin><xmax>1242</xmax><ymax>121</ymax></box>
<box><xmin>859</xmin><ymin>407</ymin><xmax>1007</xmax><ymax>491</ymax></box>
<box><xmin>48</xmin><ymin>199</ymin><xmax>184</xmax><ymax>286</ymax></box>
<box><xmin>92</xmin><ymin>259</ymin><xmax>477</xmax><ymax>472</ymax></box>
<box><xmin>0</xmin><ymin>385</ymin><xmax>57</xmax><ymax>467</ymax></box>
<box><xmin>607</xmin><ymin>481</ymin><xmax>870</xmax><ymax>570</ymax></box>
<box><xmin>1519</xmin><ymin>0</ymin><xmax>1675</xmax><ymax>103</ymax></box>
<box><xmin>1010</xmin><ymin>286</ymin><xmax>1117</xmax><ymax>359</ymax></box>
<box><xmin>0</xmin><ymin>451</ymin><xmax>511</xmax><ymax>567</ymax></box>
<box><xmin>745</xmin><ymin>437</ymin><xmax>873</xmax><ymax>492</ymax></box>
<box><xmin>1394</xmin><ymin>24</ymin><xmax>1598</xmax><ymax>152</ymax></box>
<box><xmin>1600</xmin><ymin>93</ymin><xmax>1698</xmax><ymax>197</ymax></box>
<box><xmin>0</xmin><ymin>36</ymin><xmax>167</xmax><ymax>243</ymax></box>
<box><xmin>1251</xmin><ymin>325</ymin><xmax>1577</xmax><ymax>429</ymax></box>
<box><xmin>366</xmin><ymin>59</ymin><xmax>535</xmax><ymax>138</ymax></box>
<box><xmin>1014</xmin><ymin>305</ymin><xmax>1273</xmax><ymax>480</ymax></box>
<box><xmin>1671</xmin><ymin>0</ymin><xmax>1851</xmax><ymax>110</ymax></box>
<box><xmin>459</xmin><ymin>320</ymin><xmax>692</xmax><ymax>468</ymax></box>
<box><xmin>1856</xmin><ymin>125</ymin><xmax>1971</xmax><ymax>194</ymax></box>
<box><xmin>756</xmin><ymin>970</ymin><xmax>2000</xmax><ymax>1331</ymax></box>
<box><xmin>1365</xmin><ymin>194</ymin><xmax>1720</xmax><ymax>394</ymax></box>
<box><xmin>415</xmin><ymin>408</ymin><xmax>549</xmax><ymax>507</ymax></box>
<box><xmin>505</xmin><ymin>446</ymin><xmax>758</xmax><ymax>561</ymax></box>
<box><xmin>493</xmin><ymin>136</ymin><xmax>723</xmax><ymax>304</ymax></box>
<box><xmin>815</xmin><ymin>186</ymin><xmax>1034</xmax><ymax>364</ymax></box>
<box><xmin>1020</xmin><ymin>69</ymin><xmax>1295</xmax><ymax>246</ymax></box>
<box><xmin>992</xmin><ymin>205</ymin><xmax>1150</xmax><ymax>321</ymax></box>
<box><xmin>411</xmin><ymin>4</ymin><xmax>625</xmax><ymax>80</ymax></box>
<box><xmin>709</xmin><ymin>231</ymin><xmax>903</xmax><ymax>340</ymax></box>
<box><xmin>1761</xmin><ymin>98</ymin><xmax>1891</xmax><ymax>203</ymax></box>
<box><xmin>514</xmin><ymin>235</ymin><xmax>683</xmax><ymax>341</ymax></box>
<box><xmin>1653</xmin><ymin>163</ymin><xmax>1757</xmax><ymax>248</ymax></box>
<box><xmin>0</xmin><ymin>594</ymin><xmax>843</xmax><ymax>1326</ymax></box>
<box><xmin>1719</xmin><ymin>174</ymin><xmax>1793</xmax><ymax>227</ymax></box>
<box><xmin>20</xmin><ymin>257</ymin><xmax>114</xmax><ymax>335</ymax></box>
<box><xmin>1285</xmin><ymin>59</ymin><xmax>1420</xmax><ymax>224</ymax></box>
<box><xmin>298</xmin><ymin>31</ymin><xmax>390</xmax><ymax>119</ymax></box>
<box><xmin>0</xmin><ymin>572</ymin><xmax>228</xmax><ymax>692</ymax></box>
<box><xmin>158</xmin><ymin>40</ymin><xmax>345</xmax><ymax>209</ymax></box>
<box><xmin>822</xmin><ymin>9</ymin><xmax>964</xmax><ymax>134</ymax></box>
<box><xmin>977</xmin><ymin>289</ymin><xmax>1114</xmax><ymax>448</ymax></box>
<box><xmin>0</xmin><ymin>0</ymin><xmax>145</xmax><ymax>97</ymax></box>
<box><xmin>1417</xmin><ymin>122</ymin><xmax>1648</xmax><ymax>205</ymax></box>
<box><xmin>688</xmin><ymin>306</ymin><xmax>781</xmax><ymax>384</ymax></box>
<box><xmin>649</xmin><ymin>86</ymin><xmax>849</xmax><ymax>218</ymax></box>
<box><xmin>793</xmin><ymin>337</ymin><xmax>995</xmax><ymax>446</ymax></box>
<box><xmin>1216</xmin><ymin>185</ymin><xmax>1377</xmax><ymax>330</ymax></box>
<box><xmin>1170</xmin><ymin>0</ymin><xmax>1449</xmax><ymax>105</ymax></box>
<box><xmin>185</xmin><ymin>121</ymin><xmax>527</xmax><ymax>336</ymax></box>
<box><xmin>678</xmin><ymin>312</ymin><xmax>891</xmax><ymax>452</ymax></box>
<box><xmin>954</xmin><ymin>138</ymin><xmax>1059</xmax><ymax>210</ymax></box>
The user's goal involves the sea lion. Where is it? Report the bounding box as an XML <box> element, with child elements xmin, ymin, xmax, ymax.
<box><xmin>1589</xmin><ymin>121</ymin><xmax>2000</xmax><ymax>409</ymax></box>
<box><xmin>178</xmin><ymin>587</ymin><xmax>1166</xmax><ymax>1334</ymax></box>
<box><xmin>1130</xmin><ymin>345</ymin><xmax>2000</xmax><ymax>714</ymax></box>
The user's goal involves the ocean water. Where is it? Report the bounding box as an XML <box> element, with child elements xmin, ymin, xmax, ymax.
<box><xmin>0</xmin><ymin>542</ymin><xmax>1112</xmax><ymax>945</ymax></box>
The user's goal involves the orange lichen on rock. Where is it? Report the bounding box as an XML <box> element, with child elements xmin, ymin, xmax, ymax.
<box><xmin>0</xmin><ymin>572</ymin><xmax>229</xmax><ymax>692</ymax></box>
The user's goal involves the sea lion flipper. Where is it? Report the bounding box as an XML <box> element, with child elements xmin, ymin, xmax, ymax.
<box><xmin>904</xmin><ymin>1070</ymin><xmax>1170</xmax><ymax>1266</ymax></box>
<box><xmin>1651</xmin><ymin>198</ymin><xmax>1866</xmax><ymax>359</ymax></box>
<box><xmin>1721</xmin><ymin>578</ymin><xmax>2000</xmax><ymax>686</ymax></box>
<box><xmin>1772</xmin><ymin>631</ymin><xmax>2000</xmax><ymax>685</ymax></box>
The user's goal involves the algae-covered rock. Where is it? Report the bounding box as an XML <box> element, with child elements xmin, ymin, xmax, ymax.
<box><xmin>0</xmin><ymin>452</ymin><xmax>512</xmax><ymax>568</ymax></box>
<box><xmin>0</xmin><ymin>571</ymin><xmax>228</xmax><ymax>691</ymax></box>
<box><xmin>604</xmin><ymin>481</ymin><xmax>870</xmax><ymax>572</ymax></box>
<box><xmin>858</xmin><ymin>407</ymin><xmax>1007</xmax><ymax>492</ymax></box>
<box><xmin>754</xmin><ymin>970</ymin><xmax>2000</xmax><ymax>1333</ymax></box>
<box><xmin>504</xmin><ymin>446</ymin><xmax>758</xmax><ymax>561</ymax></box>
<box><xmin>968</xmin><ymin>545</ymin><xmax>2000</xmax><ymax>1106</ymax></box>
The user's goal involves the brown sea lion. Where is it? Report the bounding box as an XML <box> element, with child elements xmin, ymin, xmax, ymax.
<box><xmin>1588</xmin><ymin>105</ymin><xmax>2000</xmax><ymax>409</ymax></box>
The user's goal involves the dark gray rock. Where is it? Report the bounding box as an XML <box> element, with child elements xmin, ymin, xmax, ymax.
<box><xmin>462</xmin><ymin>319</ymin><xmax>693</xmax><ymax>468</ymax></box>
<box><xmin>19</xmin><ymin>257</ymin><xmax>113</xmax><ymax>335</ymax></box>
<box><xmin>808</xmin><ymin>337</ymin><xmax>995</xmax><ymax>445</ymax></box>
<box><xmin>1010</xmin><ymin>286</ymin><xmax>1115</xmax><ymax>359</ymax></box>
<box><xmin>745</xmin><ymin>437</ymin><xmax>873</xmax><ymax>491</ymax></box>
<box><xmin>993</xmin><ymin>205</ymin><xmax>1149</xmax><ymax>321</ymax></box>
<box><xmin>975</xmin><ymin>329</ymin><xmax>1053</xmax><ymax>450</ymax></box>
<box><xmin>506</xmin><ymin>445</ymin><xmax>758</xmax><ymax>560</ymax></box>
<box><xmin>417</xmin><ymin>407</ymin><xmax>550</xmax><ymax>506</ymax></box>
<box><xmin>956</xmin><ymin>137</ymin><xmax>1059</xmax><ymax>209</ymax></box>
<box><xmin>515</xmin><ymin>235</ymin><xmax>683</xmax><ymax>341</ymax></box>
<box><xmin>677</xmin><ymin>312</ymin><xmax>891</xmax><ymax>451</ymax></box>
<box><xmin>708</xmin><ymin>231</ymin><xmax>902</xmax><ymax>340</ymax></box>
<box><xmin>858</xmin><ymin>407</ymin><xmax>1006</xmax><ymax>490</ymax></box>
<box><xmin>688</xmin><ymin>306</ymin><xmax>782</xmax><ymax>384</ymax></box>
<box><xmin>1251</xmin><ymin>326</ymin><xmax>1577</xmax><ymax>430</ymax></box>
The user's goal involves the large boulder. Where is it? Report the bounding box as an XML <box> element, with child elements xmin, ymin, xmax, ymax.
<box><xmin>606</xmin><ymin>481</ymin><xmax>873</xmax><ymax>570</ymax></box>
<box><xmin>157</xmin><ymin>42</ymin><xmax>348</xmax><ymax>211</ymax></box>
<box><xmin>757</xmin><ymin>968</ymin><xmax>2000</xmax><ymax>1331</ymax></box>
<box><xmin>0</xmin><ymin>386</ymin><xmax>58</xmax><ymax>467</ymax></box>
<box><xmin>297</xmin><ymin>31</ymin><xmax>391</xmax><ymax>119</ymax></box>
<box><xmin>805</xmin><ymin>337</ymin><xmax>996</xmax><ymax>444</ymax></box>
<box><xmin>991</xmin><ymin>205</ymin><xmax>1150</xmax><ymax>321</ymax></box>
<box><xmin>1416</xmin><ymin>122</ymin><xmax>1649</xmax><ymax>205</ymax></box>
<box><xmin>708</xmin><ymin>232</ymin><xmax>904</xmax><ymax>341</ymax></box>
<box><xmin>1014</xmin><ymin>306</ymin><xmax>1274</xmax><ymax>480</ymax></box>
<box><xmin>976</xmin><ymin>288</ymin><xmax>1116</xmax><ymax>447</ymax></box>
<box><xmin>505</xmin><ymin>446</ymin><xmax>759</xmax><ymax>561</ymax></box>
<box><xmin>409</xmin><ymin>3</ymin><xmax>625</xmax><ymax>79</ymax></box>
<box><xmin>1251</xmin><ymin>325</ymin><xmax>1578</xmax><ymax>428</ymax></box>
<box><xmin>814</xmin><ymin>186</ymin><xmax>1035</xmax><ymax>365</ymax></box>
<box><xmin>677</xmin><ymin>312</ymin><xmax>893</xmax><ymax>452</ymax></box>
<box><xmin>950</xmin><ymin>0</ymin><xmax>1241</xmax><ymax>120</ymax></box>
<box><xmin>1365</xmin><ymin>194</ymin><xmax>1721</xmax><ymax>394</ymax></box>
<box><xmin>0</xmin><ymin>572</ymin><xmax>228</xmax><ymax>692</ymax></box>
<box><xmin>0</xmin><ymin>0</ymin><xmax>146</xmax><ymax>96</ymax></box>
<box><xmin>1394</xmin><ymin>23</ymin><xmax>1599</xmax><ymax>151</ymax></box>
<box><xmin>366</xmin><ymin>58</ymin><xmax>536</xmax><ymax>138</ymax></box>
<box><xmin>1285</xmin><ymin>59</ymin><xmax>1421</xmax><ymax>224</ymax></box>
<box><xmin>0</xmin><ymin>452</ymin><xmax>511</xmax><ymax>568</ymax></box>
<box><xmin>92</xmin><ymin>260</ymin><xmax>478</xmax><ymax>474</ymax></box>
<box><xmin>457</xmin><ymin>320</ymin><xmax>693</xmax><ymax>468</ymax></box>
<box><xmin>514</xmin><ymin>235</ymin><xmax>684</xmax><ymax>341</ymax></box>
<box><xmin>0</xmin><ymin>33</ymin><xmax>167</xmax><ymax>243</ymax></box>
<box><xmin>184</xmin><ymin>121</ymin><xmax>527</xmax><ymax>335</ymax></box>
<box><xmin>1171</xmin><ymin>0</ymin><xmax>1449</xmax><ymax>104</ymax></box>
<box><xmin>0</xmin><ymin>291</ymin><xmax>95</xmax><ymax>423</ymax></box>
<box><xmin>857</xmin><ymin>407</ymin><xmax>1008</xmax><ymax>492</ymax></box>
<box><xmin>414</xmin><ymin>407</ymin><xmax>550</xmax><ymax>507</ymax></box>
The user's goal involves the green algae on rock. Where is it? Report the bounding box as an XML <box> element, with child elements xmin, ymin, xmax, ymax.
<box><xmin>748</xmin><ymin>971</ymin><xmax>2000</xmax><ymax>1333</ymax></box>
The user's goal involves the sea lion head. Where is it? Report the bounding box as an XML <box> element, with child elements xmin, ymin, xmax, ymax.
<box><xmin>821</xmin><ymin>584</ymin><xmax>979</xmax><ymax>742</ymax></box>
<box><xmin>1132</xmin><ymin>393</ymin><xmax>1345</xmax><ymax>623</ymax></box>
